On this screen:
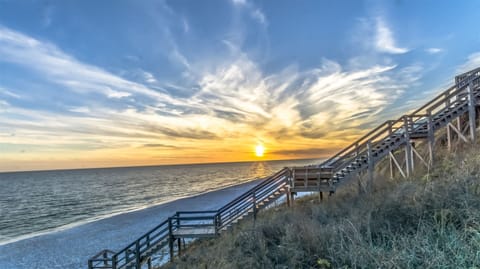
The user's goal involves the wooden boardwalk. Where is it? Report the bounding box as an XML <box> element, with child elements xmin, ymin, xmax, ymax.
<box><xmin>88</xmin><ymin>67</ymin><xmax>480</xmax><ymax>269</ymax></box>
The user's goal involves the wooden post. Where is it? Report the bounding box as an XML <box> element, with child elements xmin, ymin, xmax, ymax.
<box><xmin>367</xmin><ymin>140</ymin><xmax>374</xmax><ymax>192</ymax></box>
<box><xmin>404</xmin><ymin>116</ymin><xmax>413</xmax><ymax>176</ymax></box>
<box><xmin>427</xmin><ymin>110</ymin><xmax>435</xmax><ymax>166</ymax></box>
<box><xmin>467</xmin><ymin>83</ymin><xmax>476</xmax><ymax>142</ymax></box>
<box><xmin>177</xmin><ymin>238</ymin><xmax>182</xmax><ymax>256</ymax></box>
<box><xmin>447</xmin><ymin>124</ymin><xmax>452</xmax><ymax>151</ymax></box>
<box><xmin>135</xmin><ymin>241</ymin><xmax>141</xmax><ymax>269</ymax></box>
<box><xmin>286</xmin><ymin>187</ymin><xmax>291</xmax><ymax>207</ymax></box>
<box><xmin>112</xmin><ymin>255</ymin><xmax>117</xmax><ymax>269</ymax></box>
<box><xmin>389</xmin><ymin>152</ymin><xmax>394</xmax><ymax>179</ymax></box>
<box><xmin>319</xmin><ymin>191</ymin><xmax>323</xmax><ymax>201</ymax></box>
<box><xmin>445</xmin><ymin>94</ymin><xmax>452</xmax><ymax>152</ymax></box>
<box><xmin>168</xmin><ymin>218</ymin><xmax>174</xmax><ymax>261</ymax></box>
<box><xmin>291</xmin><ymin>169</ymin><xmax>295</xmax><ymax>190</ymax></box>
<box><xmin>147</xmin><ymin>258</ymin><xmax>152</xmax><ymax>269</ymax></box>
<box><xmin>411</xmin><ymin>143</ymin><xmax>415</xmax><ymax>171</ymax></box>
<box><xmin>252</xmin><ymin>192</ymin><xmax>257</xmax><ymax>220</ymax></box>
<box><xmin>103</xmin><ymin>251</ymin><xmax>108</xmax><ymax>267</ymax></box>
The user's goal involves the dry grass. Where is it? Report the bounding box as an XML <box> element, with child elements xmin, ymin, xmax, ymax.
<box><xmin>162</xmin><ymin>145</ymin><xmax>480</xmax><ymax>269</ymax></box>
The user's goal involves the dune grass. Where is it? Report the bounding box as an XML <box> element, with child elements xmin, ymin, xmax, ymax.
<box><xmin>162</xmin><ymin>145</ymin><xmax>480</xmax><ymax>269</ymax></box>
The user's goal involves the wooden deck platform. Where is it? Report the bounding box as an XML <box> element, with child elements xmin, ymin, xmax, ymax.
<box><xmin>172</xmin><ymin>227</ymin><xmax>216</xmax><ymax>238</ymax></box>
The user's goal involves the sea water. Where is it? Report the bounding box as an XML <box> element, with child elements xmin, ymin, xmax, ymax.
<box><xmin>0</xmin><ymin>158</ymin><xmax>320</xmax><ymax>245</ymax></box>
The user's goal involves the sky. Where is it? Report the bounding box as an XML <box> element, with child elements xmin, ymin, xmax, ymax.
<box><xmin>1</xmin><ymin>0</ymin><xmax>480</xmax><ymax>172</ymax></box>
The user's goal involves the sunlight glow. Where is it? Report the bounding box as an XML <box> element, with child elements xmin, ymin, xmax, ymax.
<box><xmin>255</xmin><ymin>144</ymin><xmax>265</xmax><ymax>157</ymax></box>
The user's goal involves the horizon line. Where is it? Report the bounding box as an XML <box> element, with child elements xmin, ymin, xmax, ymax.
<box><xmin>0</xmin><ymin>156</ymin><xmax>326</xmax><ymax>174</ymax></box>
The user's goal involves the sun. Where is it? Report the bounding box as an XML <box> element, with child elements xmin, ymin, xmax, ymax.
<box><xmin>255</xmin><ymin>144</ymin><xmax>265</xmax><ymax>157</ymax></box>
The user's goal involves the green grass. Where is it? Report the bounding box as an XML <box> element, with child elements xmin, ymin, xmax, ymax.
<box><xmin>162</xmin><ymin>145</ymin><xmax>480</xmax><ymax>269</ymax></box>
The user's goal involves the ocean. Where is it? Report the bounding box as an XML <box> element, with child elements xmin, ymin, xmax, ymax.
<box><xmin>0</xmin><ymin>158</ymin><xmax>320</xmax><ymax>246</ymax></box>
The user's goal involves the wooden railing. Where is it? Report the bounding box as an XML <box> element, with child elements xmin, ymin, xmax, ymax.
<box><xmin>88</xmin><ymin>168</ymin><xmax>290</xmax><ymax>269</ymax></box>
<box><xmin>321</xmin><ymin>70</ymin><xmax>480</xmax><ymax>174</ymax></box>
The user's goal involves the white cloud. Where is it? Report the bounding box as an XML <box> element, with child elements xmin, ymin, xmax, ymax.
<box><xmin>69</xmin><ymin>106</ymin><xmax>90</xmax><ymax>113</ymax></box>
<box><xmin>105</xmin><ymin>88</ymin><xmax>131</xmax><ymax>99</ymax></box>
<box><xmin>192</xmin><ymin>54</ymin><xmax>421</xmax><ymax>140</ymax></box>
<box><xmin>375</xmin><ymin>18</ymin><xmax>409</xmax><ymax>54</ymax></box>
<box><xmin>142</xmin><ymin>71</ymin><xmax>158</xmax><ymax>84</ymax></box>
<box><xmin>0</xmin><ymin>87</ymin><xmax>21</xmax><ymax>99</ymax></box>
<box><xmin>182</xmin><ymin>17</ymin><xmax>190</xmax><ymax>33</ymax></box>
<box><xmin>457</xmin><ymin>52</ymin><xmax>480</xmax><ymax>74</ymax></box>
<box><xmin>0</xmin><ymin>26</ymin><xmax>176</xmax><ymax>103</ymax></box>
<box><xmin>425</xmin><ymin>47</ymin><xmax>443</xmax><ymax>54</ymax></box>
<box><xmin>231</xmin><ymin>0</ymin><xmax>247</xmax><ymax>6</ymax></box>
<box><xmin>170</xmin><ymin>47</ymin><xmax>191</xmax><ymax>69</ymax></box>
<box><xmin>251</xmin><ymin>9</ymin><xmax>267</xmax><ymax>25</ymax></box>
<box><xmin>0</xmin><ymin>100</ymin><xmax>9</xmax><ymax>107</ymax></box>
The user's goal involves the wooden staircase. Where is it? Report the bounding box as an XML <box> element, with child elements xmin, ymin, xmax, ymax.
<box><xmin>89</xmin><ymin>67</ymin><xmax>480</xmax><ymax>269</ymax></box>
<box><xmin>88</xmin><ymin>168</ymin><xmax>290</xmax><ymax>269</ymax></box>
<box><xmin>291</xmin><ymin>67</ymin><xmax>480</xmax><ymax>192</ymax></box>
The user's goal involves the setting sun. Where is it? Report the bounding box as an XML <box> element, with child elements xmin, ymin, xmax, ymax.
<box><xmin>255</xmin><ymin>144</ymin><xmax>265</xmax><ymax>157</ymax></box>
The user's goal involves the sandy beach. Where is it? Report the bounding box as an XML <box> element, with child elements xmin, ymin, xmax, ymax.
<box><xmin>0</xmin><ymin>180</ymin><xmax>261</xmax><ymax>269</ymax></box>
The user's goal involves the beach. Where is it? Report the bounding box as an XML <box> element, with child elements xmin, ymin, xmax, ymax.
<box><xmin>0</xmin><ymin>179</ymin><xmax>261</xmax><ymax>269</ymax></box>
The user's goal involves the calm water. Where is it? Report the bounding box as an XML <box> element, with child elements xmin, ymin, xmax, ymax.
<box><xmin>0</xmin><ymin>159</ymin><xmax>320</xmax><ymax>245</ymax></box>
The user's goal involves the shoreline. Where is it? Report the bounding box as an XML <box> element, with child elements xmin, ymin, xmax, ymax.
<box><xmin>0</xmin><ymin>178</ymin><xmax>262</xmax><ymax>269</ymax></box>
<box><xmin>0</xmin><ymin>178</ymin><xmax>263</xmax><ymax>247</ymax></box>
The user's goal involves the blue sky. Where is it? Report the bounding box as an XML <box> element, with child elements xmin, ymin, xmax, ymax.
<box><xmin>1</xmin><ymin>0</ymin><xmax>480</xmax><ymax>171</ymax></box>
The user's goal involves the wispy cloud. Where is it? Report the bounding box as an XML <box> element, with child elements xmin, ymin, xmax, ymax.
<box><xmin>425</xmin><ymin>47</ymin><xmax>443</xmax><ymax>54</ymax></box>
<box><xmin>0</xmin><ymin>26</ymin><xmax>175</xmax><ymax>103</ymax></box>
<box><xmin>0</xmin><ymin>87</ymin><xmax>21</xmax><ymax>99</ymax></box>
<box><xmin>457</xmin><ymin>52</ymin><xmax>480</xmax><ymax>73</ymax></box>
<box><xmin>251</xmin><ymin>9</ymin><xmax>267</xmax><ymax>25</ymax></box>
<box><xmin>142</xmin><ymin>143</ymin><xmax>179</xmax><ymax>148</ymax></box>
<box><xmin>375</xmin><ymin>18</ymin><xmax>409</xmax><ymax>54</ymax></box>
<box><xmin>231</xmin><ymin>0</ymin><xmax>247</xmax><ymax>6</ymax></box>
<box><xmin>142</xmin><ymin>71</ymin><xmax>158</xmax><ymax>84</ymax></box>
<box><xmin>182</xmin><ymin>17</ymin><xmax>190</xmax><ymax>33</ymax></box>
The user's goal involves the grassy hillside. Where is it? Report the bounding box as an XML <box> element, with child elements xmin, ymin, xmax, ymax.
<box><xmin>163</xmin><ymin>145</ymin><xmax>480</xmax><ymax>269</ymax></box>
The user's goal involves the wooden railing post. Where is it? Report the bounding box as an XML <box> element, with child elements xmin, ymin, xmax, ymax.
<box><xmin>252</xmin><ymin>192</ymin><xmax>257</xmax><ymax>220</ymax></box>
<box><xmin>389</xmin><ymin>153</ymin><xmax>394</xmax><ymax>179</ymax></box>
<box><xmin>367</xmin><ymin>140</ymin><xmax>374</xmax><ymax>192</ymax></box>
<box><xmin>168</xmin><ymin>218</ymin><xmax>174</xmax><ymax>261</ymax></box>
<box><xmin>403</xmin><ymin>116</ymin><xmax>413</xmax><ymax>176</ymax></box>
<box><xmin>103</xmin><ymin>251</ymin><xmax>108</xmax><ymax>267</ymax></box>
<box><xmin>112</xmin><ymin>254</ymin><xmax>117</xmax><ymax>269</ymax></box>
<box><xmin>445</xmin><ymin>92</ymin><xmax>452</xmax><ymax>152</ymax></box>
<box><xmin>286</xmin><ymin>185</ymin><xmax>291</xmax><ymax>207</ymax></box>
<box><xmin>427</xmin><ymin>110</ymin><xmax>434</xmax><ymax>166</ymax></box>
<box><xmin>135</xmin><ymin>240</ymin><xmax>141</xmax><ymax>269</ymax></box>
<box><xmin>467</xmin><ymin>82</ymin><xmax>476</xmax><ymax>142</ymax></box>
